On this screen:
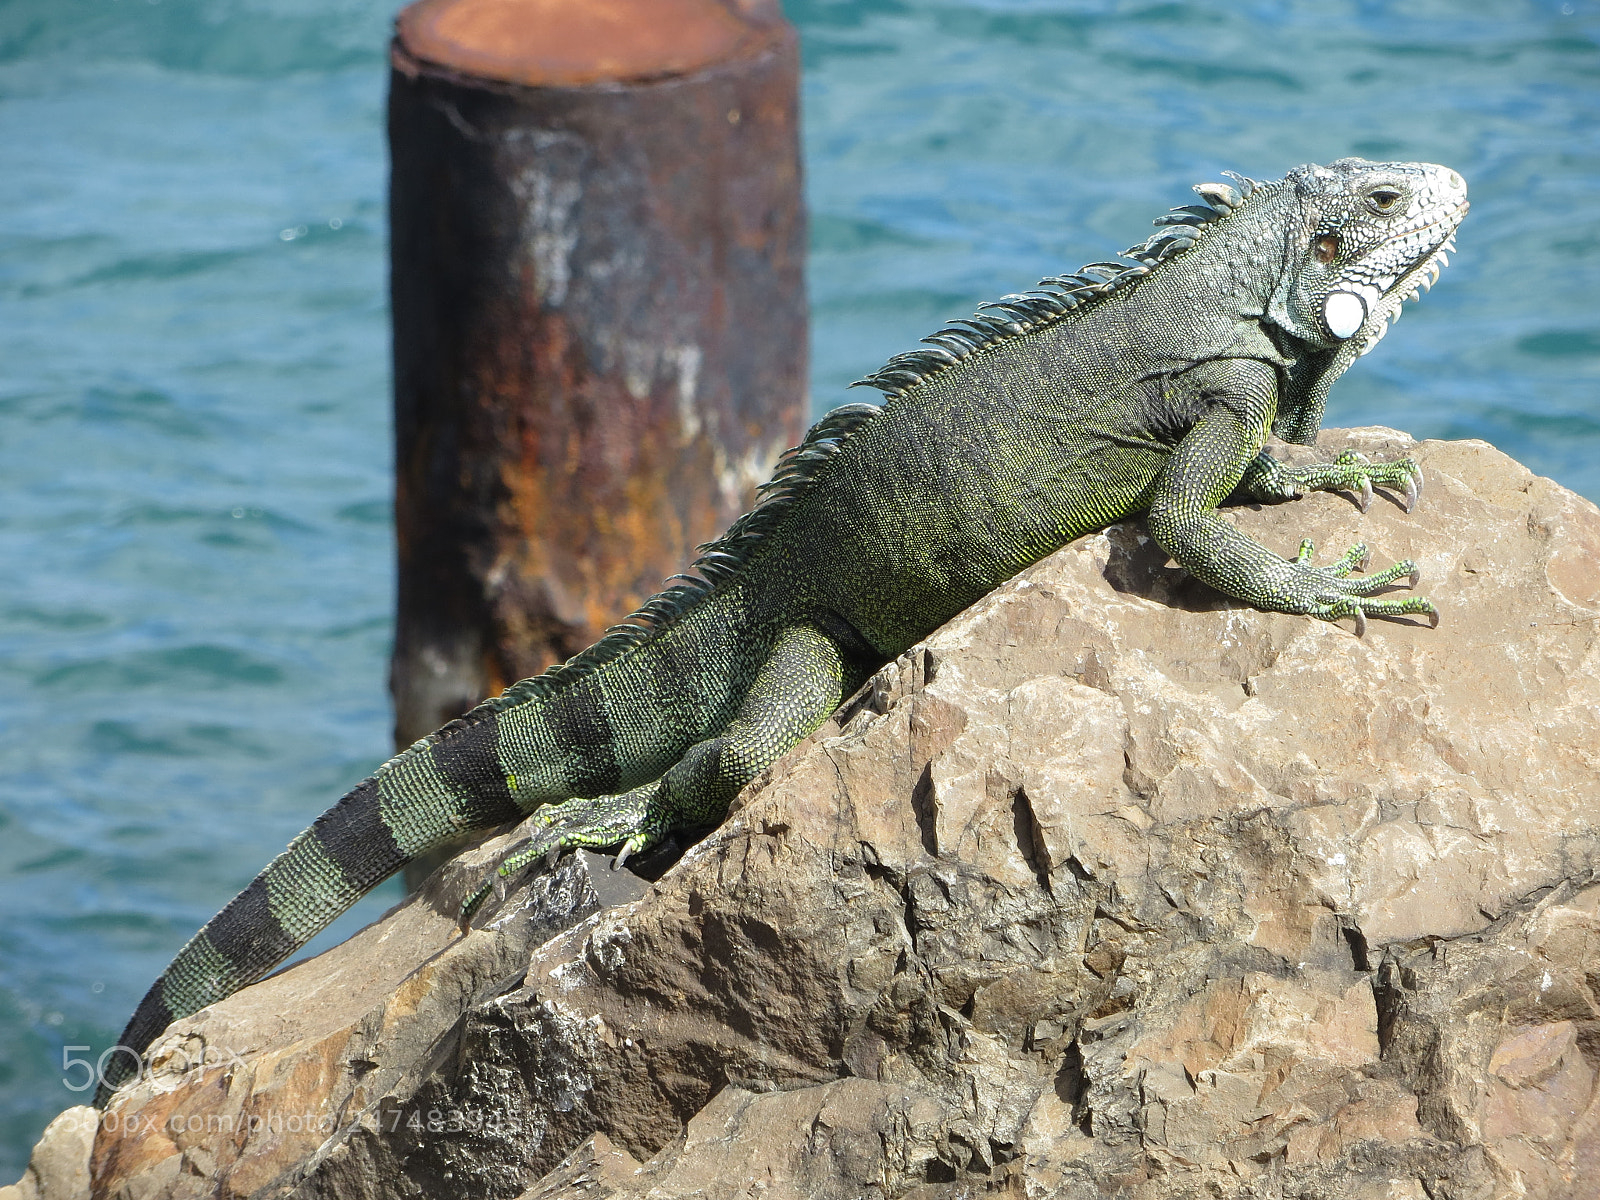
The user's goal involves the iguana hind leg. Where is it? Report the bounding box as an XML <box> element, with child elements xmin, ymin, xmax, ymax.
<box><xmin>461</xmin><ymin>621</ymin><xmax>853</xmax><ymax>926</ymax></box>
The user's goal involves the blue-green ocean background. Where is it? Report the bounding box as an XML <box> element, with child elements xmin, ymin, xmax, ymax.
<box><xmin>1</xmin><ymin>0</ymin><xmax>1596</xmax><ymax>1171</ymax></box>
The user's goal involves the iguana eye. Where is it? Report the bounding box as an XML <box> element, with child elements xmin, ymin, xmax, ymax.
<box><xmin>1313</xmin><ymin>235</ymin><xmax>1339</xmax><ymax>263</ymax></box>
<box><xmin>1367</xmin><ymin>188</ymin><xmax>1402</xmax><ymax>213</ymax></box>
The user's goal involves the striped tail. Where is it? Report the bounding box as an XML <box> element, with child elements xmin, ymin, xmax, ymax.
<box><xmin>95</xmin><ymin>711</ymin><xmax>525</xmax><ymax>1106</ymax></box>
<box><xmin>94</xmin><ymin>409</ymin><xmax>805</xmax><ymax>1107</ymax></box>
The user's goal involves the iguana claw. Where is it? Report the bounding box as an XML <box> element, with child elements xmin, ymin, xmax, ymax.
<box><xmin>1290</xmin><ymin>540</ymin><xmax>1439</xmax><ymax>634</ymax></box>
<box><xmin>458</xmin><ymin>878</ymin><xmax>493</xmax><ymax>933</ymax></box>
<box><xmin>458</xmin><ymin>829</ymin><xmax>555</xmax><ymax>931</ymax></box>
<box><xmin>1275</xmin><ymin>450</ymin><xmax>1425</xmax><ymax>513</ymax></box>
<box><xmin>611</xmin><ymin>831</ymin><xmax>654</xmax><ymax>871</ymax></box>
<box><xmin>458</xmin><ymin>784</ymin><xmax>670</xmax><ymax>927</ymax></box>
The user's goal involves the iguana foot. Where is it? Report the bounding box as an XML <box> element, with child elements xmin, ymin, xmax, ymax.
<box><xmin>458</xmin><ymin>783</ymin><xmax>667</xmax><ymax>930</ymax></box>
<box><xmin>1239</xmin><ymin>449</ymin><xmax>1424</xmax><ymax>513</ymax></box>
<box><xmin>1286</xmin><ymin>450</ymin><xmax>1424</xmax><ymax>513</ymax></box>
<box><xmin>1288</xmin><ymin>538</ymin><xmax>1438</xmax><ymax>636</ymax></box>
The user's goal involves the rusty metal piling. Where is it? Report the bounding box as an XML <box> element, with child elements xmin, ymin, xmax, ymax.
<box><xmin>388</xmin><ymin>0</ymin><xmax>808</xmax><ymax>746</ymax></box>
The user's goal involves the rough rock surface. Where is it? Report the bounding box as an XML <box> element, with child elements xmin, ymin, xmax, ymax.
<box><xmin>21</xmin><ymin>429</ymin><xmax>1600</xmax><ymax>1199</ymax></box>
<box><xmin>0</xmin><ymin>1108</ymin><xmax>97</xmax><ymax>1200</ymax></box>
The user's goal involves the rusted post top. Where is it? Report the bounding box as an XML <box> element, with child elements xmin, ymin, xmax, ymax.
<box><xmin>396</xmin><ymin>0</ymin><xmax>787</xmax><ymax>87</ymax></box>
<box><xmin>386</xmin><ymin>0</ymin><xmax>807</xmax><ymax>758</ymax></box>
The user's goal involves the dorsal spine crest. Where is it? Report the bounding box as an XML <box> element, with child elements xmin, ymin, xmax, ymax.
<box><xmin>852</xmin><ymin>171</ymin><xmax>1262</xmax><ymax>399</ymax></box>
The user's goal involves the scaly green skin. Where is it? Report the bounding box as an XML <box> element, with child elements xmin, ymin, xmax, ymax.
<box><xmin>100</xmin><ymin>158</ymin><xmax>1467</xmax><ymax>1106</ymax></box>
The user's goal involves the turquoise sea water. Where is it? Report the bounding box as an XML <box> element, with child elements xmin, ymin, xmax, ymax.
<box><xmin>1</xmin><ymin>0</ymin><xmax>1596</xmax><ymax>1172</ymax></box>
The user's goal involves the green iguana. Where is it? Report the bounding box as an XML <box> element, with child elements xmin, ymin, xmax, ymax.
<box><xmin>99</xmin><ymin>157</ymin><xmax>1466</xmax><ymax>1105</ymax></box>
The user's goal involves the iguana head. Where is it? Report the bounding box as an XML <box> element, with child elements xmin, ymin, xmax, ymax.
<box><xmin>1267</xmin><ymin>158</ymin><xmax>1468</xmax><ymax>355</ymax></box>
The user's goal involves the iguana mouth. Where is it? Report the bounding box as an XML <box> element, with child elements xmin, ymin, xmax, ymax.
<box><xmin>1348</xmin><ymin>212</ymin><xmax>1466</xmax><ymax>357</ymax></box>
<box><xmin>1384</xmin><ymin>198</ymin><xmax>1469</xmax><ymax>245</ymax></box>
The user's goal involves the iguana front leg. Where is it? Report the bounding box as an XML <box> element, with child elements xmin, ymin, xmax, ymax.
<box><xmin>460</xmin><ymin>621</ymin><xmax>854</xmax><ymax>926</ymax></box>
<box><xmin>1145</xmin><ymin>362</ymin><xmax>1437</xmax><ymax>634</ymax></box>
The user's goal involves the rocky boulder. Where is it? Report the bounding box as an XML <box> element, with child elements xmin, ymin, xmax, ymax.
<box><xmin>17</xmin><ymin>429</ymin><xmax>1600</xmax><ymax>1199</ymax></box>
